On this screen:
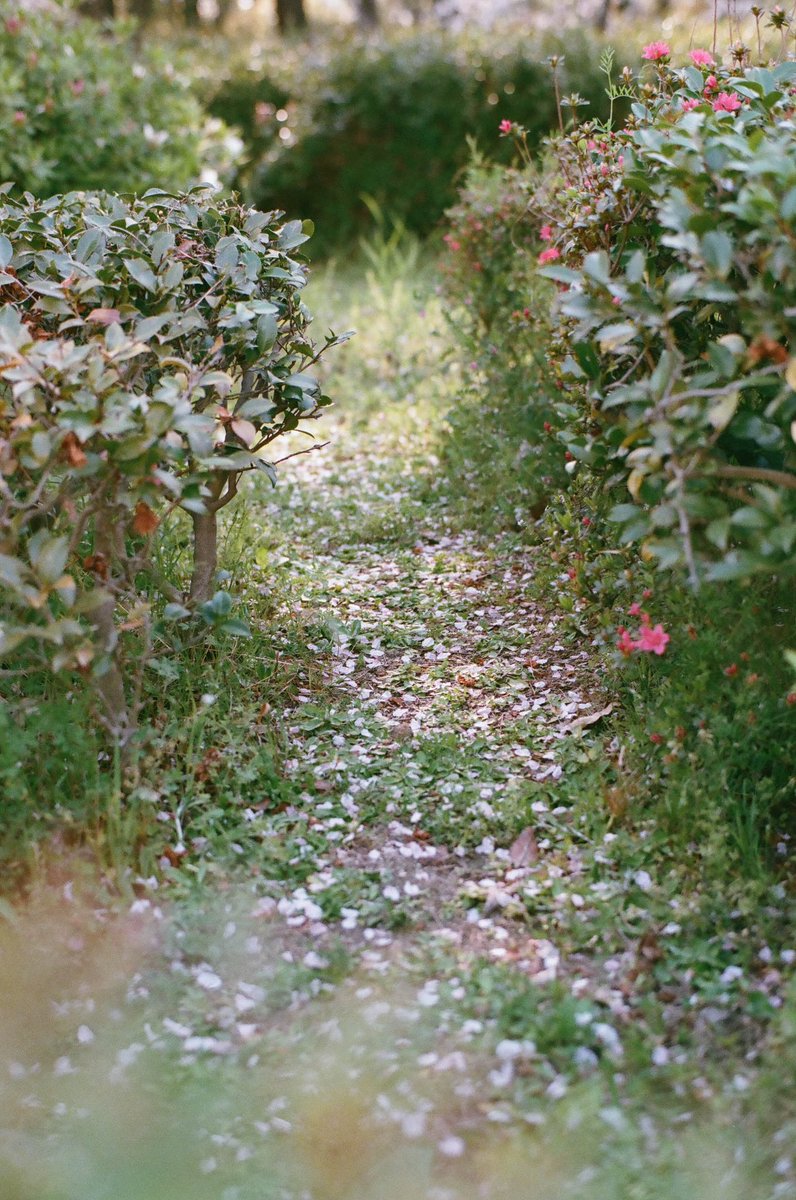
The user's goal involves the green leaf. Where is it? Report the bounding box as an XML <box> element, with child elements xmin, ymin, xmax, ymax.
<box><xmin>29</xmin><ymin>534</ymin><xmax>69</xmax><ymax>585</ymax></box>
<box><xmin>0</xmin><ymin>235</ymin><xmax>13</xmax><ymax>270</ymax></box>
<box><xmin>701</xmin><ymin>231</ymin><xmax>733</xmax><ymax>278</ymax></box>
<box><xmin>219</xmin><ymin>618</ymin><xmax>251</xmax><ymax>638</ymax></box>
<box><xmin>125</xmin><ymin>258</ymin><xmax>158</xmax><ymax>292</ymax></box>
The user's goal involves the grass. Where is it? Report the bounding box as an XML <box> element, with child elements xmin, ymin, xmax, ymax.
<box><xmin>1</xmin><ymin>227</ymin><xmax>795</xmax><ymax>1199</ymax></box>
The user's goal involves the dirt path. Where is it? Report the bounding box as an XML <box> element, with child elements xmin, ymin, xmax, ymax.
<box><xmin>2</xmin><ymin>281</ymin><xmax>787</xmax><ymax>1200</ymax></box>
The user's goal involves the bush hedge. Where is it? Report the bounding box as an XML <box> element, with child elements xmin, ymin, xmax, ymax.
<box><xmin>0</xmin><ymin>2</ymin><xmax>238</xmax><ymax>196</ymax></box>
<box><xmin>0</xmin><ymin>188</ymin><xmax>343</xmax><ymax>743</ymax></box>
<box><xmin>211</xmin><ymin>31</ymin><xmax>620</xmax><ymax>254</ymax></box>
<box><xmin>444</xmin><ymin>42</ymin><xmax>796</xmax><ymax>588</ymax></box>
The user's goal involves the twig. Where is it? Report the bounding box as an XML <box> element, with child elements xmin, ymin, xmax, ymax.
<box><xmin>271</xmin><ymin>440</ymin><xmax>330</xmax><ymax>466</ymax></box>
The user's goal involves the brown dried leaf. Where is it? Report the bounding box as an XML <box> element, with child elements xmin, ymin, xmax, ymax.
<box><xmin>132</xmin><ymin>500</ymin><xmax>159</xmax><ymax>536</ymax></box>
<box><xmin>62</xmin><ymin>431</ymin><xmax>87</xmax><ymax>468</ymax></box>
<box><xmin>509</xmin><ymin>826</ymin><xmax>539</xmax><ymax>867</ymax></box>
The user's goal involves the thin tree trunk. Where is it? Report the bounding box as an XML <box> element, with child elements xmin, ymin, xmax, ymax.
<box><xmin>92</xmin><ymin>510</ymin><xmax>131</xmax><ymax>746</ymax></box>
<box><xmin>357</xmin><ymin>0</ymin><xmax>379</xmax><ymax>27</ymax></box>
<box><xmin>275</xmin><ymin>0</ymin><xmax>308</xmax><ymax>35</ymax></box>
<box><xmin>595</xmin><ymin>0</ymin><xmax>612</xmax><ymax>32</ymax></box>
<box><xmin>190</xmin><ymin>510</ymin><xmax>218</xmax><ymax>604</ymax></box>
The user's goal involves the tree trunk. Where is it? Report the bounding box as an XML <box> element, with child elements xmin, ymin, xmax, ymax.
<box><xmin>357</xmin><ymin>0</ymin><xmax>379</xmax><ymax>27</ymax></box>
<box><xmin>91</xmin><ymin>510</ymin><xmax>131</xmax><ymax>746</ymax></box>
<box><xmin>190</xmin><ymin>510</ymin><xmax>218</xmax><ymax>604</ymax></box>
<box><xmin>275</xmin><ymin>0</ymin><xmax>308</xmax><ymax>35</ymax></box>
<box><xmin>595</xmin><ymin>0</ymin><xmax>612</xmax><ymax>31</ymax></box>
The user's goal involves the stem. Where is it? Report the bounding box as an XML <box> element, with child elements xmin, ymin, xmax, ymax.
<box><xmin>553</xmin><ymin>69</ymin><xmax>564</xmax><ymax>137</ymax></box>
<box><xmin>92</xmin><ymin>507</ymin><xmax>132</xmax><ymax>745</ymax></box>
<box><xmin>713</xmin><ymin>464</ymin><xmax>796</xmax><ymax>490</ymax></box>
<box><xmin>189</xmin><ymin>509</ymin><xmax>218</xmax><ymax>604</ymax></box>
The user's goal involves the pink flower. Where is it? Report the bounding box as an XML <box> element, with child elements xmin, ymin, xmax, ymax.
<box><xmin>713</xmin><ymin>91</ymin><xmax>742</xmax><ymax>113</ymax></box>
<box><xmin>617</xmin><ymin>627</ymin><xmax>638</xmax><ymax>656</ymax></box>
<box><xmin>689</xmin><ymin>49</ymin><xmax>715</xmax><ymax>67</ymax></box>
<box><xmin>704</xmin><ymin>74</ymin><xmax>718</xmax><ymax>90</ymax></box>
<box><xmin>499</xmin><ymin>119</ymin><xmax>513</xmax><ymax>134</ymax></box>
<box><xmin>12</xmin><ymin>109</ymin><xmax>25</xmax><ymax>125</ymax></box>
<box><xmin>538</xmin><ymin>246</ymin><xmax>560</xmax><ymax>264</ymax></box>
<box><xmin>681</xmin><ymin>98</ymin><xmax>701</xmax><ymax>112</ymax></box>
<box><xmin>70</xmin><ymin>79</ymin><xmax>85</xmax><ymax>97</ymax></box>
<box><xmin>540</xmin><ymin>224</ymin><xmax>553</xmax><ymax>241</ymax></box>
<box><xmin>628</xmin><ymin>602</ymin><xmax>643</xmax><ymax>616</ymax></box>
<box><xmin>642</xmin><ymin>41</ymin><xmax>671</xmax><ymax>61</ymax></box>
<box><xmin>637</xmin><ymin>623</ymin><xmax>670</xmax><ymax>655</ymax></box>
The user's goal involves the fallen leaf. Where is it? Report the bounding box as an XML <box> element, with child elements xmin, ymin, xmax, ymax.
<box><xmin>509</xmin><ymin>826</ymin><xmax>539</xmax><ymax>867</ymax></box>
<box><xmin>561</xmin><ymin>703</ymin><xmax>613</xmax><ymax>733</ymax></box>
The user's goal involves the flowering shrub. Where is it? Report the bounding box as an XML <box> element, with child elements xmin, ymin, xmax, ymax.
<box><xmin>439</xmin><ymin>157</ymin><xmax>569</xmax><ymax>521</ymax></box>
<box><xmin>0</xmin><ymin>2</ymin><xmax>237</xmax><ymax>196</ymax></box>
<box><xmin>534</xmin><ymin>46</ymin><xmax>796</xmax><ymax>584</ymax></box>
<box><xmin>0</xmin><ymin>189</ymin><xmax>343</xmax><ymax>741</ymax></box>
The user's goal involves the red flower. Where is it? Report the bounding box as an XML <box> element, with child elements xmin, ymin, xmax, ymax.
<box><xmin>642</xmin><ymin>41</ymin><xmax>671</xmax><ymax>61</ymax></box>
<box><xmin>538</xmin><ymin>246</ymin><xmax>560</xmax><ymax>264</ymax></box>
<box><xmin>649</xmin><ymin>733</ymin><xmax>664</xmax><ymax>744</ymax></box>
<box><xmin>540</xmin><ymin>225</ymin><xmax>553</xmax><ymax>241</ymax></box>
<box><xmin>617</xmin><ymin>627</ymin><xmax>637</xmax><ymax>656</ymax></box>
<box><xmin>713</xmin><ymin>92</ymin><xmax>742</xmax><ymax>113</ymax></box>
<box><xmin>636</xmin><ymin>624</ymin><xmax>670</xmax><ymax>655</ymax></box>
<box><xmin>499</xmin><ymin>119</ymin><xmax>513</xmax><ymax>134</ymax></box>
<box><xmin>724</xmin><ymin>663</ymin><xmax>738</xmax><ymax>677</ymax></box>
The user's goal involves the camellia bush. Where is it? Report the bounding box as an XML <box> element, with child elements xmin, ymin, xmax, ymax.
<box><xmin>531</xmin><ymin>44</ymin><xmax>796</xmax><ymax>586</ymax></box>
<box><xmin>0</xmin><ymin>188</ymin><xmax>345</xmax><ymax>743</ymax></box>
<box><xmin>0</xmin><ymin>2</ymin><xmax>237</xmax><ymax>196</ymax></box>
